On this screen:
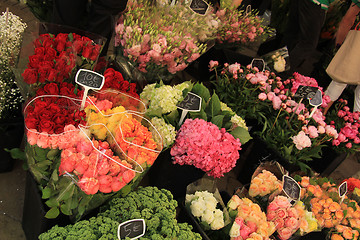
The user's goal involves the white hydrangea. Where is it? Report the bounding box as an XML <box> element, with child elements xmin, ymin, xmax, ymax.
<box><xmin>190</xmin><ymin>197</ymin><xmax>206</xmax><ymax>217</ymax></box>
<box><xmin>201</xmin><ymin>209</ymin><xmax>215</xmax><ymax>224</ymax></box>
<box><xmin>220</xmin><ymin>102</ymin><xmax>248</xmax><ymax>130</ymax></box>
<box><xmin>210</xmin><ymin>209</ymin><xmax>225</xmax><ymax>230</ymax></box>
<box><xmin>150</xmin><ymin>117</ymin><xmax>176</xmax><ymax>148</ymax></box>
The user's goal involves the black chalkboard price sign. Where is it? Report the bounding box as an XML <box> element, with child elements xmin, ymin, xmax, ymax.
<box><xmin>75</xmin><ymin>69</ymin><xmax>105</xmax><ymax>110</ymax></box>
<box><xmin>177</xmin><ymin>92</ymin><xmax>202</xmax><ymax>112</ymax></box>
<box><xmin>118</xmin><ymin>219</ymin><xmax>146</xmax><ymax>240</ymax></box>
<box><xmin>309</xmin><ymin>89</ymin><xmax>323</xmax><ymax>107</ymax></box>
<box><xmin>189</xmin><ymin>0</ymin><xmax>209</xmax><ymax>15</ymax></box>
<box><xmin>251</xmin><ymin>58</ymin><xmax>266</xmax><ymax>72</ymax></box>
<box><xmin>338</xmin><ymin>181</ymin><xmax>348</xmax><ymax>199</ymax></box>
<box><xmin>75</xmin><ymin>69</ymin><xmax>105</xmax><ymax>90</ymax></box>
<box><xmin>282</xmin><ymin>175</ymin><xmax>301</xmax><ymax>201</ymax></box>
<box><xmin>294</xmin><ymin>85</ymin><xmax>318</xmax><ymax>99</ymax></box>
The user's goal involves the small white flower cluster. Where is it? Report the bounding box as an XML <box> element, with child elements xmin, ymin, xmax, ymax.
<box><xmin>271</xmin><ymin>52</ymin><xmax>286</xmax><ymax>73</ymax></box>
<box><xmin>186</xmin><ymin>190</ymin><xmax>225</xmax><ymax>230</ymax></box>
<box><xmin>0</xmin><ymin>11</ymin><xmax>27</xmax><ymax>120</ymax></box>
<box><xmin>150</xmin><ymin>117</ymin><xmax>177</xmax><ymax>148</ymax></box>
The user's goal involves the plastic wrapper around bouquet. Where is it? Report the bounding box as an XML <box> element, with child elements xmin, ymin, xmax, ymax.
<box><xmin>22</xmin><ymin>89</ymin><xmax>163</xmax><ymax>222</ymax></box>
<box><xmin>13</xmin><ymin>22</ymin><xmax>107</xmax><ymax>100</ymax></box>
<box><xmin>182</xmin><ymin>176</ymin><xmax>231</xmax><ymax>240</ymax></box>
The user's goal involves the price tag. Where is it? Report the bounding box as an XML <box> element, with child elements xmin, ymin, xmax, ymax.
<box><xmin>177</xmin><ymin>92</ymin><xmax>202</xmax><ymax>126</ymax></box>
<box><xmin>251</xmin><ymin>58</ymin><xmax>265</xmax><ymax>72</ymax></box>
<box><xmin>308</xmin><ymin>89</ymin><xmax>323</xmax><ymax>118</ymax></box>
<box><xmin>118</xmin><ymin>219</ymin><xmax>146</xmax><ymax>240</ymax></box>
<box><xmin>189</xmin><ymin>0</ymin><xmax>209</xmax><ymax>15</ymax></box>
<box><xmin>338</xmin><ymin>181</ymin><xmax>347</xmax><ymax>203</ymax></box>
<box><xmin>282</xmin><ymin>175</ymin><xmax>301</xmax><ymax>201</ymax></box>
<box><xmin>75</xmin><ymin>69</ymin><xmax>105</xmax><ymax>110</ymax></box>
<box><xmin>293</xmin><ymin>85</ymin><xmax>318</xmax><ymax>99</ymax></box>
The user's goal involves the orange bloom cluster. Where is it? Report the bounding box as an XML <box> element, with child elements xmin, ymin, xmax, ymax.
<box><xmin>310</xmin><ymin>197</ymin><xmax>343</xmax><ymax>229</ymax></box>
<box><xmin>331</xmin><ymin>224</ymin><xmax>359</xmax><ymax>240</ymax></box>
<box><xmin>249</xmin><ymin>170</ymin><xmax>282</xmax><ymax>197</ymax></box>
<box><xmin>115</xmin><ymin>116</ymin><xmax>158</xmax><ymax>166</ymax></box>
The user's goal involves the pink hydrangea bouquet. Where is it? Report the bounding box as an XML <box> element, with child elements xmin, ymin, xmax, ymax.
<box><xmin>114</xmin><ymin>0</ymin><xmax>219</xmax><ymax>83</ymax></box>
<box><xmin>170</xmin><ymin>118</ymin><xmax>241</xmax><ymax>178</ymax></box>
<box><xmin>211</xmin><ymin>61</ymin><xmax>339</xmax><ymax>171</ymax></box>
<box><xmin>267</xmin><ymin>196</ymin><xmax>301</xmax><ymax>240</ymax></box>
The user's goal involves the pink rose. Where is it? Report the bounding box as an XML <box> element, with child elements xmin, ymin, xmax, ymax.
<box><xmin>346</xmin><ymin>142</ymin><xmax>353</xmax><ymax>148</ymax></box>
<box><xmin>273</xmin><ymin>217</ymin><xmax>285</xmax><ymax>229</ymax></box>
<box><xmin>278</xmin><ymin>227</ymin><xmax>293</xmax><ymax>240</ymax></box>
<box><xmin>285</xmin><ymin>216</ymin><xmax>299</xmax><ymax>229</ymax></box>
<box><xmin>276</xmin><ymin>209</ymin><xmax>288</xmax><ymax>219</ymax></box>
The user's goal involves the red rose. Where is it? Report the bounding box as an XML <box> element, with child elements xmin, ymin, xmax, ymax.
<box><xmin>39</xmin><ymin>119</ymin><xmax>55</xmax><ymax>133</ymax></box>
<box><xmin>72</xmin><ymin>40</ymin><xmax>84</xmax><ymax>53</ymax></box>
<box><xmin>82</xmin><ymin>46</ymin><xmax>93</xmax><ymax>59</ymax></box>
<box><xmin>120</xmin><ymin>81</ymin><xmax>130</xmax><ymax>91</ymax></box>
<box><xmin>44</xmin><ymin>46</ymin><xmax>57</xmax><ymax>60</ymax></box>
<box><xmin>25</xmin><ymin>117</ymin><xmax>39</xmax><ymax>130</ymax></box>
<box><xmin>36</xmin><ymin>88</ymin><xmax>46</xmax><ymax>96</ymax></box>
<box><xmin>129</xmin><ymin>83</ymin><xmax>137</xmax><ymax>93</ymax></box>
<box><xmin>38</xmin><ymin>108</ymin><xmax>53</xmax><ymax>120</ymax></box>
<box><xmin>28</xmin><ymin>55</ymin><xmax>41</xmax><ymax>68</ymax></box>
<box><xmin>38</xmin><ymin>67</ymin><xmax>49</xmax><ymax>83</ymax></box>
<box><xmin>54</xmin><ymin>125</ymin><xmax>65</xmax><ymax>134</ymax></box>
<box><xmin>59</xmin><ymin>86</ymin><xmax>74</xmax><ymax>97</ymax></box>
<box><xmin>89</xmin><ymin>45</ymin><xmax>101</xmax><ymax>61</ymax></box>
<box><xmin>56</xmin><ymin>41</ymin><xmax>67</xmax><ymax>52</ymax></box>
<box><xmin>47</xmin><ymin>69</ymin><xmax>58</xmax><ymax>82</ymax></box>
<box><xmin>34</xmin><ymin>47</ymin><xmax>46</xmax><ymax>57</ymax></box>
<box><xmin>33</xmin><ymin>101</ymin><xmax>48</xmax><ymax>112</ymax></box>
<box><xmin>42</xmin><ymin>37</ymin><xmax>55</xmax><ymax>49</ymax></box>
<box><xmin>47</xmin><ymin>103</ymin><xmax>61</xmax><ymax>114</ymax></box>
<box><xmin>22</xmin><ymin>68</ymin><xmax>38</xmax><ymax>84</ymax></box>
<box><xmin>43</xmin><ymin>82</ymin><xmax>59</xmax><ymax>95</ymax></box>
<box><xmin>53</xmin><ymin>113</ymin><xmax>67</xmax><ymax>125</ymax></box>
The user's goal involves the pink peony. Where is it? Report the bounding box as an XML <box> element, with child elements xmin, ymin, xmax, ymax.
<box><xmin>307</xmin><ymin>125</ymin><xmax>319</xmax><ymax>138</ymax></box>
<box><xmin>292</xmin><ymin>131</ymin><xmax>311</xmax><ymax>150</ymax></box>
<box><xmin>258</xmin><ymin>92</ymin><xmax>267</xmax><ymax>101</ymax></box>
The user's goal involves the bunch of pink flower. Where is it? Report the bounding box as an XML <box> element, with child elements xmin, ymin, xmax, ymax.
<box><xmin>326</xmin><ymin>99</ymin><xmax>360</xmax><ymax>152</ymax></box>
<box><xmin>115</xmin><ymin>1</ymin><xmax>212</xmax><ymax>76</ymax></box>
<box><xmin>22</xmin><ymin>32</ymin><xmax>102</xmax><ymax>85</ymax></box>
<box><xmin>227</xmin><ymin>195</ymin><xmax>276</xmax><ymax>239</ymax></box>
<box><xmin>267</xmin><ymin>196</ymin><xmax>301</xmax><ymax>240</ymax></box>
<box><xmin>59</xmin><ymin>134</ymin><xmax>135</xmax><ymax>195</ymax></box>
<box><xmin>215</xmin><ymin>8</ymin><xmax>271</xmax><ymax>46</ymax></box>
<box><xmin>170</xmin><ymin>118</ymin><xmax>241</xmax><ymax>178</ymax></box>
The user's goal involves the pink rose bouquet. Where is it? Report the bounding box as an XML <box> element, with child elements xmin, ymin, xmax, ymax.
<box><xmin>170</xmin><ymin>118</ymin><xmax>241</xmax><ymax>178</ymax></box>
<box><xmin>227</xmin><ymin>195</ymin><xmax>276</xmax><ymax>239</ymax></box>
<box><xmin>267</xmin><ymin>196</ymin><xmax>300</xmax><ymax>240</ymax></box>
<box><xmin>23</xmin><ymin>86</ymin><xmax>162</xmax><ymax>221</ymax></box>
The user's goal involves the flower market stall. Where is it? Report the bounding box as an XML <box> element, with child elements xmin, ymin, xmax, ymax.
<box><xmin>3</xmin><ymin>0</ymin><xmax>360</xmax><ymax>239</ymax></box>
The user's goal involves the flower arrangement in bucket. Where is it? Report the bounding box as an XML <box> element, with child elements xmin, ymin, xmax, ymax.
<box><xmin>211</xmin><ymin>61</ymin><xmax>340</xmax><ymax>172</ymax></box>
<box><xmin>114</xmin><ymin>0</ymin><xmax>219</xmax><ymax>85</ymax></box>
<box><xmin>23</xmin><ymin>86</ymin><xmax>163</xmax><ymax>220</ymax></box>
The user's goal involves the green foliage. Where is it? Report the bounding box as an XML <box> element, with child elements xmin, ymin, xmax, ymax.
<box><xmin>99</xmin><ymin>186</ymin><xmax>202</xmax><ymax>239</ymax></box>
<box><xmin>39</xmin><ymin>216</ymin><xmax>118</xmax><ymax>240</ymax></box>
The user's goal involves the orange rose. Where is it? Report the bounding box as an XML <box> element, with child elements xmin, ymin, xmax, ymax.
<box><xmin>331</xmin><ymin>234</ymin><xmax>344</xmax><ymax>240</ymax></box>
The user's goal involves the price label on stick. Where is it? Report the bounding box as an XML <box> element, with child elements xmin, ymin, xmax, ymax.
<box><xmin>308</xmin><ymin>89</ymin><xmax>323</xmax><ymax>118</ymax></box>
<box><xmin>75</xmin><ymin>69</ymin><xmax>105</xmax><ymax>110</ymax></box>
<box><xmin>294</xmin><ymin>85</ymin><xmax>318</xmax><ymax>99</ymax></box>
<box><xmin>251</xmin><ymin>58</ymin><xmax>265</xmax><ymax>72</ymax></box>
<box><xmin>189</xmin><ymin>0</ymin><xmax>209</xmax><ymax>15</ymax></box>
<box><xmin>282</xmin><ymin>175</ymin><xmax>301</xmax><ymax>201</ymax></box>
<box><xmin>338</xmin><ymin>181</ymin><xmax>347</xmax><ymax>203</ymax></box>
<box><xmin>177</xmin><ymin>92</ymin><xmax>202</xmax><ymax>126</ymax></box>
<box><xmin>118</xmin><ymin>219</ymin><xmax>146</xmax><ymax>240</ymax></box>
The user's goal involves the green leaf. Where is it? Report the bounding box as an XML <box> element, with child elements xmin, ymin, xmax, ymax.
<box><xmin>189</xmin><ymin>109</ymin><xmax>207</xmax><ymax>121</ymax></box>
<box><xmin>5</xmin><ymin>148</ymin><xmax>26</xmax><ymax>161</ymax></box>
<box><xmin>42</xmin><ymin>187</ymin><xmax>51</xmax><ymax>199</ymax></box>
<box><xmin>47</xmin><ymin>149</ymin><xmax>60</xmax><ymax>160</ymax></box>
<box><xmin>57</xmin><ymin>183</ymin><xmax>75</xmax><ymax>201</ymax></box>
<box><xmin>45</xmin><ymin>207</ymin><xmax>60</xmax><ymax>219</ymax></box>
<box><xmin>211</xmin><ymin>115</ymin><xmax>224</xmax><ymax>128</ymax></box>
<box><xmin>120</xmin><ymin>185</ymin><xmax>132</xmax><ymax>197</ymax></box>
<box><xmin>45</xmin><ymin>198</ymin><xmax>59</xmax><ymax>208</ymax></box>
<box><xmin>230</xmin><ymin>127</ymin><xmax>252</xmax><ymax>145</ymax></box>
<box><xmin>164</xmin><ymin>110</ymin><xmax>179</xmax><ymax>127</ymax></box>
<box><xmin>51</xmin><ymin>169</ymin><xmax>59</xmax><ymax>182</ymax></box>
<box><xmin>205</xmin><ymin>93</ymin><xmax>221</xmax><ymax>118</ymax></box>
<box><xmin>191</xmin><ymin>83</ymin><xmax>211</xmax><ymax>102</ymax></box>
<box><xmin>36</xmin><ymin>160</ymin><xmax>53</xmax><ymax>168</ymax></box>
<box><xmin>60</xmin><ymin>200</ymin><xmax>72</xmax><ymax>216</ymax></box>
